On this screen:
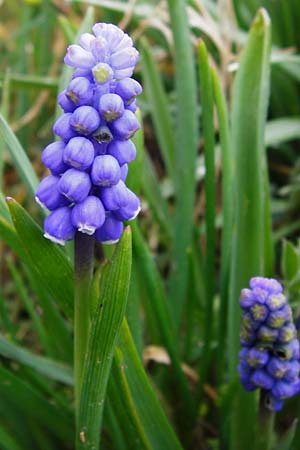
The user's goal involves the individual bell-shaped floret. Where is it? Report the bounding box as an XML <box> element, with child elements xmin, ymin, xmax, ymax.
<box><xmin>71</xmin><ymin>196</ymin><xmax>105</xmax><ymax>235</ymax></box>
<box><xmin>58</xmin><ymin>90</ymin><xmax>76</xmax><ymax>113</ymax></box>
<box><xmin>63</xmin><ymin>136</ymin><xmax>95</xmax><ymax>170</ymax></box>
<box><xmin>44</xmin><ymin>207</ymin><xmax>75</xmax><ymax>245</ymax></box>
<box><xmin>64</xmin><ymin>44</ymin><xmax>96</xmax><ymax>69</ymax></box>
<box><xmin>53</xmin><ymin>113</ymin><xmax>77</xmax><ymax>141</ymax></box>
<box><xmin>109</xmin><ymin>110</ymin><xmax>140</xmax><ymax>140</ymax></box>
<box><xmin>41</xmin><ymin>141</ymin><xmax>68</xmax><ymax>175</ymax></box>
<box><xmin>91</xmin><ymin>155</ymin><xmax>121</xmax><ymax>187</ymax></box>
<box><xmin>113</xmin><ymin>188</ymin><xmax>140</xmax><ymax>221</ymax></box>
<box><xmin>114</xmin><ymin>78</ymin><xmax>142</xmax><ymax>105</ymax></box>
<box><xmin>58</xmin><ymin>169</ymin><xmax>91</xmax><ymax>203</ymax></box>
<box><xmin>99</xmin><ymin>93</ymin><xmax>124</xmax><ymax>121</ymax></box>
<box><xmin>66</xmin><ymin>77</ymin><xmax>93</xmax><ymax>107</ymax></box>
<box><xmin>100</xmin><ymin>180</ymin><xmax>129</xmax><ymax>210</ymax></box>
<box><xmin>35</xmin><ymin>175</ymin><xmax>69</xmax><ymax>210</ymax></box>
<box><xmin>70</xmin><ymin>106</ymin><xmax>100</xmax><ymax>136</ymax></box>
<box><xmin>95</xmin><ymin>214</ymin><xmax>124</xmax><ymax>244</ymax></box>
<box><xmin>92</xmin><ymin>62</ymin><xmax>114</xmax><ymax>84</ymax></box>
<box><xmin>92</xmin><ymin>125</ymin><xmax>113</xmax><ymax>144</ymax></box>
<box><xmin>107</xmin><ymin>139</ymin><xmax>136</xmax><ymax>165</ymax></box>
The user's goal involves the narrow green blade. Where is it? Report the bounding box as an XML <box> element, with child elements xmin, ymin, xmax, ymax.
<box><xmin>77</xmin><ymin>227</ymin><xmax>132</xmax><ymax>449</ymax></box>
<box><xmin>228</xmin><ymin>9</ymin><xmax>272</xmax><ymax>450</ymax></box>
<box><xmin>7</xmin><ymin>198</ymin><xmax>74</xmax><ymax>318</ymax></box>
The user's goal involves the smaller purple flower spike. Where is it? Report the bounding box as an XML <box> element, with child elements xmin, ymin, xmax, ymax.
<box><xmin>41</xmin><ymin>141</ymin><xmax>68</xmax><ymax>175</ymax></box>
<box><xmin>95</xmin><ymin>214</ymin><xmax>124</xmax><ymax>244</ymax></box>
<box><xmin>63</xmin><ymin>137</ymin><xmax>95</xmax><ymax>170</ymax></box>
<box><xmin>71</xmin><ymin>196</ymin><xmax>105</xmax><ymax>235</ymax></box>
<box><xmin>109</xmin><ymin>110</ymin><xmax>140</xmax><ymax>140</ymax></box>
<box><xmin>35</xmin><ymin>175</ymin><xmax>69</xmax><ymax>210</ymax></box>
<box><xmin>37</xmin><ymin>22</ymin><xmax>142</xmax><ymax>245</ymax></box>
<box><xmin>99</xmin><ymin>93</ymin><xmax>124</xmax><ymax>121</ymax></box>
<box><xmin>238</xmin><ymin>276</ymin><xmax>300</xmax><ymax>411</ymax></box>
<box><xmin>44</xmin><ymin>207</ymin><xmax>75</xmax><ymax>246</ymax></box>
<box><xmin>70</xmin><ymin>106</ymin><xmax>101</xmax><ymax>136</ymax></box>
<box><xmin>114</xmin><ymin>78</ymin><xmax>142</xmax><ymax>105</ymax></box>
<box><xmin>65</xmin><ymin>77</ymin><xmax>93</xmax><ymax>107</ymax></box>
<box><xmin>58</xmin><ymin>169</ymin><xmax>91</xmax><ymax>203</ymax></box>
<box><xmin>91</xmin><ymin>155</ymin><xmax>121</xmax><ymax>186</ymax></box>
<box><xmin>53</xmin><ymin>113</ymin><xmax>77</xmax><ymax>141</ymax></box>
<box><xmin>107</xmin><ymin>139</ymin><xmax>136</xmax><ymax>165</ymax></box>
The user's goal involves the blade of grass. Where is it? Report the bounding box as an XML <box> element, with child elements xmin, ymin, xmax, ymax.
<box><xmin>0</xmin><ymin>334</ymin><xmax>73</xmax><ymax>385</ymax></box>
<box><xmin>140</xmin><ymin>39</ymin><xmax>176</xmax><ymax>177</ymax></box>
<box><xmin>228</xmin><ymin>9</ymin><xmax>272</xmax><ymax>450</ymax></box>
<box><xmin>167</xmin><ymin>0</ymin><xmax>199</xmax><ymax>328</ymax></box>
<box><xmin>265</xmin><ymin>117</ymin><xmax>300</xmax><ymax>146</ymax></box>
<box><xmin>77</xmin><ymin>227</ymin><xmax>132</xmax><ymax>449</ymax></box>
<box><xmin>114</xmin><ymin>319</ymin><xmax>184</xmax><ymax>450</ymax></box>
<box><xmin>197</xmin><ymin>40</ymin><xmax>216</xmax><ymax>392</ymax></box>
<box><xmin>7</xmin><ymin>198</ymin><xmax>74</xmax><ymax>317</ymax></box>
<box><xmin>0</xmin><ymin>424</ymin><xmax>23</xmax><ymax>450</ymax></box>
<box><xmin>0</xmin><ymin>73</ymin><xmax>58</xmax><ymax>91</ymax></box>
<box><xmin>0</xmin><ymin>113</ymin><xmax>39</xmax><ymax>197</ymax></box>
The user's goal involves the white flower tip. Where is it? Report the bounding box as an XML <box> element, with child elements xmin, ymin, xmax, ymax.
<box><xmin>35</xmin><ymin>196</ymin><xmax>47</xmax><ymax>210</ymax></box>
<box><xmin>43</xmin><ymin>232</ymin><xmax>66</xmax><ymax>246</ymax></box>
<box><xmin>102</xmin><ymin>238</ymin><xmax>120</xmax><ymax>245</ymax></box>
<box><xmin>78</xmin><ymin>225</ymin><xmax>96</xmax><ymax>235</ymax></box>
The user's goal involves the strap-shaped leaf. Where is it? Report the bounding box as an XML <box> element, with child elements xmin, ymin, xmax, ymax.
<box><xmin>77</xmin><ymin>227</ymin><xmax>132</xmax><ymax>449</ymax></box>
<box><xmin>7</xmin><ymin>198</ymin><xmax>74</xmax><ymax>317</ymax></box>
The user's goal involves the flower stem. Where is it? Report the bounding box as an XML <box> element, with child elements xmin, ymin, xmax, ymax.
<box><xmin>255</xmin><ymin>390</ymin><xmax>275</xmax><ymax>450</ymax></box>
<box><xmin>74</xmin><ymin>232</ymin><xmax>95</xmax><ymax>419</ymax></box>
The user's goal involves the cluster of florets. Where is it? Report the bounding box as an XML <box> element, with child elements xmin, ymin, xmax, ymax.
<box><xmin>238</xmin><ymin>277</ymin><xmax>300</xmax><ymax>411</ymax></box>
<box><xmin>35</xmin><ymin>23</ymin><xmax>142</xmax><ymax>245</ymax></box>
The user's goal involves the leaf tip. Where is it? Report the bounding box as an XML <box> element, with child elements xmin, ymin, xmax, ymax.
<box><xmin>253</xmin><ymin>8</ymin><xmax>271</xmax><ymax>31</ymax></box>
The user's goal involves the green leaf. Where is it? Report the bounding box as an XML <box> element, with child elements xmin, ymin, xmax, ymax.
<box><xmin>0</xmin><ymin>334</ymin><xmax>73</xmax><ymax>385</ymax></box>
<box><xmin>77</xmin><ymin>227</ymin><xmax>132</xmax><ymax>449</ymax></box>
<box><xmin>0</xmin><ymin>366</ymin><xmax>73</xmax><ymax>443</ymax></box>
<box><xmin>197</xmin><ymin>40</ymin><xmax>216</xmax><ymax>388</ymax></box>
<box><xmin>0</xmin><ymin>113</ymin><xmax>38</xmax><ymax>197</ymax></box>
<box><xmin>7</xmin><ymin>198</ymin><xmax>74</xmax><ymax>318</ymax></box>
<box><xmin>228</xmin><ymin>8</ymin><xmax>272</xmax><ymax>450</ymax></box>
<box><xmin>265</xmin><ymin>117</ymin><xmax>300</xmax><ymax>146</ymax></box>
<box><xmin>281</xmin><ymin>240</ymin><xmax>299</xmax><ymax>282</ymax></box>
<box><xmin>0</xmin><ymin>424</ymin><xmax>23</xmax><ymax>450</ymax></box>
<box><xmin>167</xmin><ymin>0</ymin><xmax>199</xmax><ymax>328</ymax></box>
<box><xmin>113</xmin><ymin>319</ymin><xmax>183</xmax><ymax>450</ymax></box>
<box><xmin>140</xmin><ymin>39</ymin><xmax>176</xmax><ymax>177</ymax></box>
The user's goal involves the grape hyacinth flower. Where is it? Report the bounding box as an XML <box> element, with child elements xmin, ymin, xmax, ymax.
<box><xmin>35</xmin><ymin>22</ymin><xmax>142</xmax><ymax>245</ymax></box>
<box><xmin>238</xmin><ymin>277</ymin><xmax>300</xmax><ymax>411</ymax></box>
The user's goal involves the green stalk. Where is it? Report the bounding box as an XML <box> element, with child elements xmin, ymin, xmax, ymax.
<box><xmin>74</xmin><ymin>232</ymin><xmax>94</xmax><ymax>417</ymax></box>
<box><xmin>255</xmin><ymin>391</ymin><xmax>275</xmax><ymax>450</ymax></box>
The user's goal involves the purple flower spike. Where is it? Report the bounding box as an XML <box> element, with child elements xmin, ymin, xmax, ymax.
<box><xmin>38</xmin><ymin>22</ymin><xmax>142</xmax><ymax>245</ymax></box>
<box><xmin>95</xmin><ymin>214</ymin><xmax>124</xmax><ymax>244</ymax></box>
<box><xmin>70</xmin><ymin>106</ymin><xmax>100</xmax><ymax>136</ymax></box>
<box><xmin>63</xmin><ymin>136</ymin><xmax>95</xmax><ymax>170</ymax></box>
<box><xmin>44</xmin><ymin>207</ymin><xmax>75</xmax><ymax>246</ymax></box>
<box><xmin>58</xmin><ymin>169</ymin><xmax>91</xmax><ymax>203</ymax></box>
<box><xmin>66</xmin><ymin>77</ymin><xmax>93</xmax><ymax>107</ymax></box>
<box><xmin>99</xmin><ymin>93</ymin><xmax>124</xmax><ymax>121</ymax></box>
<box><xmin>109</xmin><ymin>109</ymin><xmax>140</xmax><ymax>140</ymax></box>
<box><xmin>35</xmin><ymin>175</ymin><xmax>69</xmax><ymax>210</ymax></box>
<box><xmin>64</xmin><ymin>44</ymin><xmax>96</xmax><ymax>69</ymax></box>
<box><xmin>71</xmin><ymin>196</ymin><xmax>105</xmax><ymax>235</ymax></box>
<box><xmin>100</xmin><ymin>180</ymin><xmax>129</xmax><ymax>210</ymax></box>
<box><xmin>115</xmin><ymin>78</ymin><xmax>142</xmax><ymax>105</ymax></box>
<box><xmin>41</xmin><ymin>141</ymin><xmax>68</xmax><ymax>175</ymax></box>
<box><xmin>113</xmin><ymin>189</ymin><xmax>140</xmax><ymax>221</ymax></box>
<box><xmin>91</xmin><ymin>155</ymin><xmax>121</xmax><ymax>186</ymax></box>
<box><xmin>239</xmin><ymin>276</ymin><xmax>300</xmax><ymax>411</ymax></box>
<box><xmin>53</xmin><ymin>113</ymin><xmax>77</xmax><ymax>142</ymax></box>
<box><xmin>107</xmin><ymin>139</ymin><xmax>136</xmax><ymax>165</ymax></box>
